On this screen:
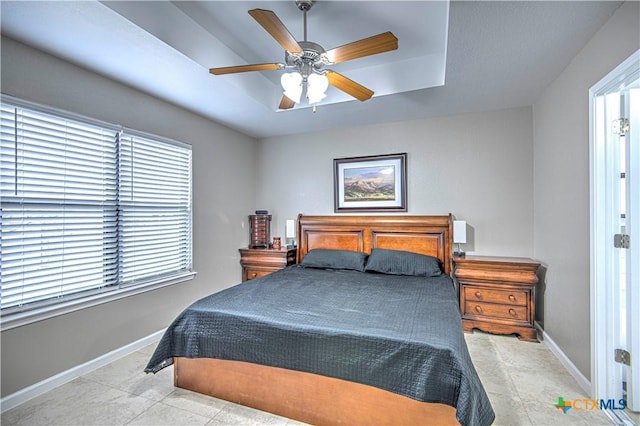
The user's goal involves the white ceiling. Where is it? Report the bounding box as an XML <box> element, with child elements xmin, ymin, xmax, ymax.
<box><xmin>0</xmin><ymin>1</ymin><xmax>623</xmax><ymax>139</ymax></box>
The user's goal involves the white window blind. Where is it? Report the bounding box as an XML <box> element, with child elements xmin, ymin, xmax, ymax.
<box><xmin>0</xmin><ymin>104</ymin><xmax>118</xmax><ymax>310</ymax></box>
<box><xmin>118</xmin><ymin>132</ymin><xmax>192</xmax><ymax>284</ymax></box>
<box><xmin>0</xmin><ymin>98</ymin><xmax>193</xmax><ymax>317</ymax></box>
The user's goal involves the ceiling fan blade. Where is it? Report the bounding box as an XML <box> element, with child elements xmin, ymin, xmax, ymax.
<box><xmin>325</xmin><ymin>32</ymin><xmax>398</xmax><ymax>64</ymax></box>
<box><xmin>248</xmin><ymin>9</ymin><xmax>303</xmax><ymax>54</ymax></box>
<box><xmin>325</xmin><ymin>71</ymin><xmax>374</xmax><ymax>102</ymax></box>
<box><xmin>278</xmin><ymin>95</ymin><xmax>295</xmax><ymax>110</ymax></box>
<box><xmin>209</xmin><ymin>63</ymin><xmax>282</xmax><ymax>75</ymax></box>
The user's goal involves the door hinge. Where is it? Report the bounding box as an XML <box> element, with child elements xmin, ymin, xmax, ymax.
<box><xmin>614</xmin><ymin>234</ymin><xmax>630</xmax><ymax>249</ymax></box>
<box><xmin>613</xmin><ymin>118</ymin><xmax>630</xmax><ymax>135</ymax></box>
<box><xmin>615</xmin><ymin>349</ymin><xmax>631</xmax><ymax>366</ymax></box>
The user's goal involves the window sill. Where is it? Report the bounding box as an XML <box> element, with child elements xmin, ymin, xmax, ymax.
<box><xmin>0</xmin><ymin>271</ymin><xmax>197</xmax><ymax>332</ymax></box>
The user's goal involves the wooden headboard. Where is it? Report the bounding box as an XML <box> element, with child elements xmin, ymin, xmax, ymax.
<box><xmin>297</xmin><ymin>214</ymin><xmax>454</xmax><ymax>275</ymax></box>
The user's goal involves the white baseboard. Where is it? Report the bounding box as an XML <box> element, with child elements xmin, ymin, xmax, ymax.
<box><xmin>0</xmin><ymin>329</ymin><xmax>166</xmax><ymax>413</ymax></box>
<box><xmin>536</xmin><ymin>322</ymin><xmax>591</xmax><ymax>396</ymax></box>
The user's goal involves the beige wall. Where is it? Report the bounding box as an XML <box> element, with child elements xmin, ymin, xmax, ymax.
<box><xmin>533</xmin><ymin>1</ymin><xmax>639</xmax><ymax>379</ymax></box>
<box><xmin>257</xmin><ymin>107</ymin><xmax>535</xmax><ymax>258</ymax></box>
<box><xmin>0</xmin><ymin>37</ymin><xmax>258</xmax><ymax>397</ymax></box>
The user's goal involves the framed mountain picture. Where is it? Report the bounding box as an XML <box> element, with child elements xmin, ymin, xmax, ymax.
<box><xmin>333</xmin><ymin>153</ymin><xmax>407</xmax><ymax>212</ymax></box>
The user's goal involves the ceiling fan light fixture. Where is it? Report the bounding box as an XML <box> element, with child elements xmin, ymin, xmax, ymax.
<box><xmin>306</xmin><ymin>73</ymin><xmax>329</xmax><ymax>104</ymax></box>
<box><xmin>281</xmin><ymin>72</ymin><xmax>303</xmax><ymax>103</ymax></box>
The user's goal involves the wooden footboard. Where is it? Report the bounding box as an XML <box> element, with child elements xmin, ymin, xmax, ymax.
<box><xmin>174</xmin><ymin>357</ymin><xmax>459</xmax><ymax>426</ymax></box>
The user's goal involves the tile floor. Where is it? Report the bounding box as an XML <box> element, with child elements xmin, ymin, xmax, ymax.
<box><xmin>1</xmin><ymin>331</ymin><xmax>619</xmax><ymax>425</ymax></box>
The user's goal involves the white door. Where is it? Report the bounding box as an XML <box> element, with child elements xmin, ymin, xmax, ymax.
<box><xmin>590</xmin><ymin>50</ymin><xmax>639</xmax><ymax>422</ymax></box>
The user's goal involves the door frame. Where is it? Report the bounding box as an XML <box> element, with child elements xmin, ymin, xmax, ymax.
<box><xmin>590</xmin><ymin>49</ymin><xmax>639</xmax><ymax>412</ymax></box>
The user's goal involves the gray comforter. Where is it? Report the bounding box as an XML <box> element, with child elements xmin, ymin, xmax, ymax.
<box><xmin>145</xmin><ymin>265</ymin><xmax>494</xmax><ymax>426</ymax></box>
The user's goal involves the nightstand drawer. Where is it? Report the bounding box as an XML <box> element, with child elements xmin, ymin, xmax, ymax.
<box><xmin>245</xmin><ymin>269</ymin><xmax>272</xmax><ymax>281</ymax></box>
<box><xmin>465</xmin><ymin>302</ymin><xmax>528</xmax><ymax>321</ymax></box>
<box><xmin>463</xmin><ymin>287</ymin><xmax>528</xmax><ymax>306</ymax></box>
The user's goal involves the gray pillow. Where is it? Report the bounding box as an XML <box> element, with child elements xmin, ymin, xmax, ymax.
<box><xmin>365</xmin><ymin>248</ymin><xmax>442</xmax><ymax>277</ymax></box>
<box><xmin>300</xmin><ymin>249</ymin><xmax>368</xmax><ymax>272</ymax></box>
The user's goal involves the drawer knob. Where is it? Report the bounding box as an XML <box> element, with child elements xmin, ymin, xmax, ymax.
<box><xmin>508</xmin><ymin>308</ymin><xmax>517</xmax><ymax>317</ymax></box>
<box><xmin>475</xmin><ymin>291</ymin><xmax>482</xmax><ymax>298</ymax></box>
<box><xmin>250</xmin><ymin>273</ymin><xmax>257</xmax><ymax>278</ymax></box>
<box><xmin>508</xmin><ymin>294</ymin><xmax>516</xmax><ymax>302</ymax></box>
<box><xmin>475</xmin><ymin>305</ymin><xmax>482</xmax><ymax>313</ymax></box>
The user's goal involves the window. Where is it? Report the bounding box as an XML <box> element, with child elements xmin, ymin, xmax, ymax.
<box><xmin>0</xmin><ymin>96</ymin><xmax>193</xmax><ymax>325</ymax></box>
<box><xmin>118</xmin><ymin>132</ymin><xmax>193</xmax><ymax>284</ymax></box>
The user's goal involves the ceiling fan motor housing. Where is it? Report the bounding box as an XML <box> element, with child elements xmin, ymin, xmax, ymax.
<box><xmin>285</xmin><ymin>41</ymin><xmax>329</xmax><ymax>74</ymax></box>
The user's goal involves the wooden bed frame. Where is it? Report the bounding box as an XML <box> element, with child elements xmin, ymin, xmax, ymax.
<box><xmin>174</xmin><ymin>214</ymin><xmax>458</xmax><ymax>425</ymax></box>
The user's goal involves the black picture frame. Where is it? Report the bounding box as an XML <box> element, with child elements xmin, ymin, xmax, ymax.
<box><xmin>333</xmin><ymin>153</ymin><xmax>407</xmax><ymax>213</ymax></box>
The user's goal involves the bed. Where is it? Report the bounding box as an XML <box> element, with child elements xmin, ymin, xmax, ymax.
<box><xmin>145</xmin><ymin>215</ymin><xmax>494</xmax><ymax>426</ymax></box>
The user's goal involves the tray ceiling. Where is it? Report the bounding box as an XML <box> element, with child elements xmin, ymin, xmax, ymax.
<box><xmin>0</xmin><ymin>1</ymin><xmax>623</xmax><ymax>138</ymax></box>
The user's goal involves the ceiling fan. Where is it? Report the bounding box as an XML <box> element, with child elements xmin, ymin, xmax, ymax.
<box><xmin>209</xmin><ymin>0</ymin><xmax>398</xmax><ymax>110</ymax></box>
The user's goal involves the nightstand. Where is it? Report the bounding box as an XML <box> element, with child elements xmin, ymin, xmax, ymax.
<box><xmin>239</xmin><ymin>247</ymin><xmax>297</xmax><ymax>282</ymax></box>
<box><xmin>454</xmin><ymin>255</ymin><xmax>541</xmax><ymax>342</ymax></box>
